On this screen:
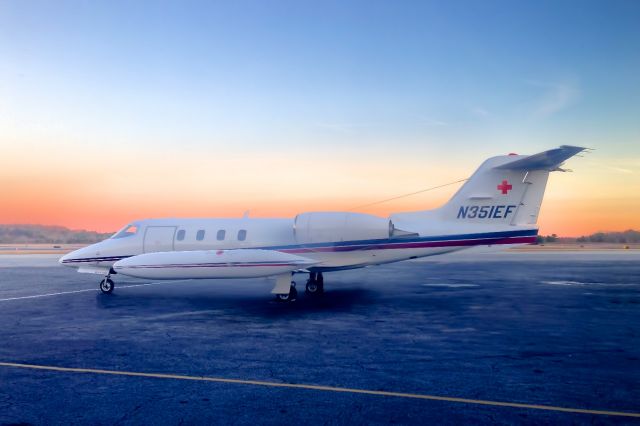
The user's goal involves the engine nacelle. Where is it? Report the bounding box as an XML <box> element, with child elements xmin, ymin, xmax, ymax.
<box><xmin>294</xmin><ymin>212</ymin><xmax>393</xmax><ymax>244</ymax></box>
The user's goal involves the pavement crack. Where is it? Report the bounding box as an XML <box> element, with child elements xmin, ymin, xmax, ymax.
<box><xmin>112</xmin><ymin>402</ymin><xmax>145</xmax><ymax>426</ymax></box>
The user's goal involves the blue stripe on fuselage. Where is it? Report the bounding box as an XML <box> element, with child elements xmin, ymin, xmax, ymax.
<box><xmin>61</xmin><ymin>229</ymin><xmax>538</xmax><ymax>263</ymax></box>
<box><xmin>260</xmin><ymin>229</ymin><xmax>538</xmax><ymax>250</ymax></box>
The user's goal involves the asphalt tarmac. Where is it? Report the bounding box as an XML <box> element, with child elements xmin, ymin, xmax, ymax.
<box><xmin>0</xmin><ymin>252</ymin><xmax>639</xmax><ymax>425</ymax></box>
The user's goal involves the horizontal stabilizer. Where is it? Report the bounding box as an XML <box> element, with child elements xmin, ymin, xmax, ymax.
<box><xmin>495</xmin><ymin>145</ymin><xmax>586</xmax><ymax>171</ymax></box>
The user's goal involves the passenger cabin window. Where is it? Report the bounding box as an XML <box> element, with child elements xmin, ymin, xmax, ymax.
<box><xmin>112</xmin><ymin>224</ymin><xmax>139</xmax><ymax>239</ymax></box>
<box><xmin>176</xmin><ymin>230</ymin><xmax>185</xmax><ymax>241</ymax></box>
<box><xmin>216</xmin><ymin>230</ymin><xmax>226</xmax><ymax>241</ymax></box>
<box><xmin>238</xmin><ymin>229</ymin><xmax>247</xmax><ymax>241</ymax></box>
<box><xmin>196</xmin><ymin>230</ymin><xmax>205</xmax><ymax>241</ymax></box>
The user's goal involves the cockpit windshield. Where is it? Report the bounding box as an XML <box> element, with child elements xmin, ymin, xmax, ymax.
<box><xmin>111</xmin><ymin>223</ymin><xmax>140</xmax><ymax>239</ymax></box>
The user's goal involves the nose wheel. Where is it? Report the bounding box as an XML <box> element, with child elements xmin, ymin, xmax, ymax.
<box><xmin>305</xmin><ymin>272</ymin><xmax>324</xmax><ymax>296</ymax></box>
<box><xmin>99</xmin><ymin>277</ymin><xmax>114</xmax><ymax>294</ymax></box>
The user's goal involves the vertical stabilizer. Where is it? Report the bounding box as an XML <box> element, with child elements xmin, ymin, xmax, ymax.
<box><xmin>438</xmin><ymin>146</ymin><xmax>584</xmax><ymax>226</ymax></box>
<box><xmin>391</xmin><ymin>146</ymin><xmax>585</xmax><ymax>230</ymax></box>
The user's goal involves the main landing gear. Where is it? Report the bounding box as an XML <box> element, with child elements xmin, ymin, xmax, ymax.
<box><xmin>276</xmin><ymin>281</ymin><xmax>298</xmax><ymax>302</ymax></box>
<box><xmin>273</xmin><ymin>272</ymin><xmax>324</xmax><ymax>303</ymax></box>
<box><xmin>305</xmin><ymin>272</ymin><xmax>324</xmax><ymax>297</ymax></box>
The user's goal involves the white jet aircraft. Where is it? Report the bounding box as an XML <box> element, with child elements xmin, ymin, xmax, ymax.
<box><xmin>60</xmin><ymin>145</ymin><xmax>584</xmax><ymax>301</ymax></box>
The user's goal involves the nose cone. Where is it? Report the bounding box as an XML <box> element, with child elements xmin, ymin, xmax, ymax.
<box><xmin>59</xmin><ymin>248</ymin><xmax>82</xmax><ymax>267</ymax></box>
<box><xmin>59</xmin><ymin>244</ymin><xmax>101</xmax><ymax>268</ymax></box>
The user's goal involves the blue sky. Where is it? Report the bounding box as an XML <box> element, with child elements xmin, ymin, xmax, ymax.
<box><xmin>1</xmin><ymin>1</ymin><xmax>639</xmax><ymax>233</ymax></box>
<box><xmin>2</xmin><ymin>0</ymin><xmax>639</xmax><ymax>154</ymax></box>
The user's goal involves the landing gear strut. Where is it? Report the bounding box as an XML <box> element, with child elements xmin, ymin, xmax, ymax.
<box><xmin>305</xmin><ymin>272</ymin><xmax>324</xmax><ymax>296</ymax></box>
<box><xmin>99</xmin><ymin>273</ymin><xmax>114</xmax><ymax>294</ymax></box>
<box><xmin>276</xmin><ymin>281</ymin><xmax>297</xmax><ymax>302</ymax></box>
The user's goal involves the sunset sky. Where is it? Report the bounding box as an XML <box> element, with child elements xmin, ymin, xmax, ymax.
<box><xmin>1</xmin><ymin>1</ymin><xmax>639</xmax><ymax>236</ymax></box>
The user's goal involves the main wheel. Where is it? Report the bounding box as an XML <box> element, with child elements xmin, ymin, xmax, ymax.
<box><xmin>305</xmin><ymin>279</ymin><xmax>319</xmax><ymax>294</ymax></box>
<box><xmin>99</xmin><ymin>278</ymin><xmax>114</xmax><ymax>294</ymax></box>
<box><xmin>306</xmin><ymin>273</ymin><xmax>324</xmax><ymax>296</ymax></box>
<box><xmin>276</xmin><ymin>282</ymin><xmax>298</xmax><ymax>302</ymax></box>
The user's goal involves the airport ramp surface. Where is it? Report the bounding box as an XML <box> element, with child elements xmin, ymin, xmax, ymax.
<box><xmin>1</xmin><ymin>251</ymin><xmax>639</xmax><ymax>424</ymax></box>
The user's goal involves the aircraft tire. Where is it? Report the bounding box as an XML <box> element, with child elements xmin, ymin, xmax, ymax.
<box><xmin>276</xmin><ymin>283</ymin><xmax>297</xmax><ymax>302</ymax></box>
<box><xmin>289</xmin><ymin>285</ymin><xmax>298</xmax><ymax>301</ymax></box>
<box><xmin>305</xmin><ymin>280</ymin><xmax>323</xmax><ymax>296</ymax></box>
<box><xmin>100</xmin><ymin>278</ymin><xmax>114</xmax><ymax>294</ymax></box>
<box><xmin>305</xmin><ymin>279</ymin><xmax>317</xmax><ymax>293</ymax></box>
<box><xmin>306</xmin><ymin>273</ymin><xmax>324</xmax><ymax>296</ymax></box>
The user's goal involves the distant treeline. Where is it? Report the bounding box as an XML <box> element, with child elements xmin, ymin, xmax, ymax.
<box><xmin>1</xmin><ymin>224</ymin><xmax>638</xmax><ymax>245</ymax></box>
<box><xmin>538</xmin><ymin>230</ymin><xmax>640</xmax><ymax>244</ymax></box>
<box><xmin>0</xmin><ymin>225</ymin><xmax>113</xmax><ymax>244</ymax></box>
<box><xmin>575</xmin><ymin>230</ymin><xmax>640</xmax><ymax>244</ymax></box>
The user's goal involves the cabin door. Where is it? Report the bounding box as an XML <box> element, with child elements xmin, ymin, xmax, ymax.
<box><xmin>143</xmin><ymin>226</ymin><xmax>177</xmax><ymax>253</ymax></box>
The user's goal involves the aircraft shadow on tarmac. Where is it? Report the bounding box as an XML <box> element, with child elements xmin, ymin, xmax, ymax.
<box><xmin>93</xmin><ymin>284</ymin><xmax>379</xmax><ymax>319</ymax></box>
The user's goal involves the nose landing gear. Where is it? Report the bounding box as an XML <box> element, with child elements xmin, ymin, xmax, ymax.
<box><xmin>99</xmin><ymin>277</ymin><xmax>114</xmax><ymax>294</ymax></box>
<box><xmin>99</xmin><ymin>269</ymin><xmax>116</xmax><ymax>294</ymax></box>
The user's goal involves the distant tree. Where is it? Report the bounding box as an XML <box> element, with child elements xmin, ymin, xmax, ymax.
<box><xmin>0</xmin><ymin>225</ymin><xmax>112</xmax><ymax>244</ymax></box>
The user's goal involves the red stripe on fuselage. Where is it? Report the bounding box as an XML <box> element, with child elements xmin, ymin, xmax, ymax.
<box><xmin>121</xmin><ymin>263</ymin><xmax>299</xmax><ymax>269</ymax></box>
<box><xmin>280</xmin><ymin>236</ymin><xmax>536</xmax><ymax>254</ymax></box>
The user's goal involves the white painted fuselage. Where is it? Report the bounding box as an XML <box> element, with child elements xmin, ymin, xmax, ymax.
<box><xmin>59</xmin><ymin>216</ymin><xmax>536</xmax><ymax>274</ymax></box>
<box><xmin>59</xmin><ymin>146</ymin><xmax>584</xmax><ymax>288</ymax></box>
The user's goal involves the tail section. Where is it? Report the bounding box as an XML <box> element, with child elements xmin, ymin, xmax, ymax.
<box><xmin>441</xmin><ymin>145</ymin><xmax>584</xmax><ymax>226</ymax></box>
<box><xmin>391</xmin><ymin>146</ymin><xmax>585</xmax><ymax>231</ymax></box>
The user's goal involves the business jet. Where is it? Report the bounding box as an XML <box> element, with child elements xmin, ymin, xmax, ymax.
<box><xmin>60</xmin><ymin>145</ymin><xmax>584</xmax><ymax>302</ymax></box>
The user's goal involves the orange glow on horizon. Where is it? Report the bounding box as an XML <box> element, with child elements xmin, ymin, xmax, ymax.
<box><xmin>1</xmin><ymin>144</ymin><xmax>637</xmax><ymax>237</ymax></box>
<box><xmin>2</xmin><ymin>187</ymin><xmax>638</xmax><ymax>237</ymax></box>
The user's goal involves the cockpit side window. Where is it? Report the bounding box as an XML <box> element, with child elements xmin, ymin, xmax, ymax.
<box><xmin>112</xmin><ymin>224</ymin><xmax>140</xmax><ymax>239</ymax></box>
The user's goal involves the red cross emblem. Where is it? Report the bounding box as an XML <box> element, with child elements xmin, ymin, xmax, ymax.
<box><xmin>497</xmin><ymin>179</ymin><xmax>512</xmax><ymax>195</ymax></box>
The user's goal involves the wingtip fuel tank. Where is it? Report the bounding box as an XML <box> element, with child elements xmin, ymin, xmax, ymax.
<box><xmin>113</xmin><ymin>249</ymin><xmax>318</xmax><ymax>280</ymax></box>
